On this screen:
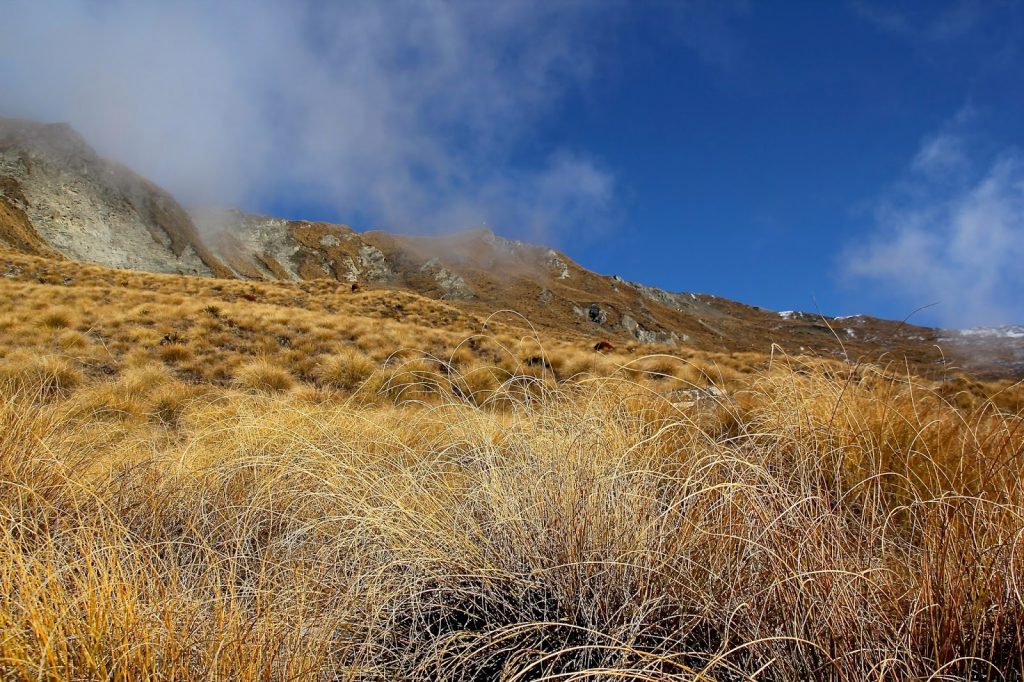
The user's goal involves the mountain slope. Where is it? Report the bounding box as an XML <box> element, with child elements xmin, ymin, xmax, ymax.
<box><xmin>0</xmin><ymin>117</ymin><xmax>231</xmax><ymax>277</ymax></box>
<box><xmin>192</xmin><ymin>208</ymin><xmax>975</xmax><ymax>374</ymax></box>
<box><xmin>1</xmin><ymin>118</ymin><xmax>1020</xmax><ymax>379</ymax></box>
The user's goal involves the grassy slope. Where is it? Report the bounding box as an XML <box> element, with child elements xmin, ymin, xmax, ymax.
<box><xmin>1</xmin><ymin>247</ymin><xmax>1023</xmax><ymax>680</ymax></box>
<box><xmin>259</xmin><ymin>220</ymin><xmax>971</xmax><ymax>379</ymax></box>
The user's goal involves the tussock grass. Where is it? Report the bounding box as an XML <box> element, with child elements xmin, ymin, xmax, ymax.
<box><xmin>0</xmin><ymin>352</ymin><xmax>84</xmax><ymax>398</ymax></box>
<box><xmin>315</xmin><ymin>348</ymin><xmax>377</xmax><ymax>391</ymax></box>
<box><xmin>37</xmin><ymin>307</ymin><xmax>76</xmax><ymax>330</ymax></box>
<box><xmin>233</xmin><ymin>358</ymin><xmax>297</xmax><ymax>393</ymax></box>
<box><xmin>2</xmin><ymin>249</ymin><xmax>1024</xmax><ymax>679</ymax></box>
<box><xmin>0</xmin><ymin>355</ymin><xmax>1021</xmax><ymax>680</ymax></box>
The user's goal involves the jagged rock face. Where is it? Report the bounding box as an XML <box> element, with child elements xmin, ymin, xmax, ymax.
<box><xmin>419</xmin><ymin>258</ymin><xmax>474</xmax><ymax>300</ymax></box>
<box><xmin>627</xmin><ymin>280</ymin><xmax>705</xmax><ymax>313</ymax></box>
<box><xmin>434</xmin><ymin>268</ymin><xmax>475</xmax><ymax>300</ymax></box>
<box><xmin>0</xmin><ymin>117</ymin><xmax>229</xmax><ymax>277</ymax></box>
<box><xmin>621</xmin><ymin>314</ymin><xmax>684</xmax><ymax>346</ymax></box>
<box><xmin>193</xmin><ymin>208</ymin><xmax>301</xmax><ymax>279</ymax></box>
<box><xmin>191</xmin><ymin>207</ymin><xmax>399</xmax><ymax>284</ymax></box>
<box><xmin>544</xmin><ymin>249</ymin><xmax>570</xmax><ymax>279</ymax></box>
<box><xmin>0</xmin><ymin>189</ymin><xmax>52</xmax><ymax>256</ymax></box>
<box><xmin>354</xmin><ymin>244</ymin><xmax>392</xmax><ymax>283</ymax></box>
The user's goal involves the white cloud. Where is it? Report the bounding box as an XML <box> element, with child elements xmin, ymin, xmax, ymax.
<box><xmin>911</xmin><ymin>131</ymin><xmax>969</xmax><ymax>176</ymax></box>
<box><xmin>844</xmin><ymin>120</ymin><xmax>1024</xmax><ymax>326</ymax></box>
<box><xmin>853</xmin><ymin>1</ymin><xmax>989</xmax><ymax>43</ymax></box>
<box><xmin>0</xmin><ymin>0</ymin><xmax>619</xmax><ymax>239</ymax></box>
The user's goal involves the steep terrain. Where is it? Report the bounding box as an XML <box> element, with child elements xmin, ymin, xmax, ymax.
<box><xmin>193</xmin><ymin>208</ymin><xmax>976</xmax><ymax>372</ymax></box>
<box><xmin>2</xmin><ymin>235</ymin><xmax>1024</xmax><ymax>681</ymax></box>
<box><xmin>0</xmin><ymin>117</ymin><xmax>230</xmax><ymax>277</ymax></box>
<box><xmin>1</xmin><ymin>119</ymin><xmax>1023</xmax><ymax>680</ymax></box>
<box><xmin>1</xmin><ymin>118</ymin><xmax>1021</xmax><ymax>379</ymax></box>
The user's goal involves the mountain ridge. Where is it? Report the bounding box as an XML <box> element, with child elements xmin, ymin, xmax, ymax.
<box><xmin>2</xmin><ymin>116</ymin><xmax>1021</xmax><ymax>379</ymax></box>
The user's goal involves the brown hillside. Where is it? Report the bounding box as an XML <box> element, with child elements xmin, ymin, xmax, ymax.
<box><xmin>2</xmin><ymin>238</ymin><xmax>1023</xmax><ymax>680</ymax></box>
<box><xmin>1</xmin><ymin>119</ymin><xmax>1020</xmax><ymax>381</ymax></box>
<box><xmin>195</xmin><ymin>209</ymin><xmax>1018</xmax><ymax>379</ymax></box>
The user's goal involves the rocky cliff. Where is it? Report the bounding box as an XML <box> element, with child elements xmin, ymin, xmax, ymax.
<box><xmin>0</xmin><ymin>117</ymin><xmax>230</xmax><ymax>277</ymax></box>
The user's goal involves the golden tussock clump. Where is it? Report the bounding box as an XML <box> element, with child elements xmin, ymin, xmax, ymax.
<box><xmin>37</xmin><ymin>307</ymin><xmax>77</xmax><ymax>330</ymax></box>
<box><xmin>232</xmin><ymin>358</ymin><xmax>297</xmax><ymax>394</ymax></box>
<box><xmin>0</xmin><ymin>351</ymin><xmax>83</xmax><ymax>399</ymax></box>
<box><xmin>314</xmin><ymin>348</ymin><xmax>377</xmax><ymax>391</ymax></box>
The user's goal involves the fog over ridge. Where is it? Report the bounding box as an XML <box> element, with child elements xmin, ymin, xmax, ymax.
<box><xmin>0</xmin><ymin>0</ymin><xmax>617</xmax><ymax>241</ymax></box>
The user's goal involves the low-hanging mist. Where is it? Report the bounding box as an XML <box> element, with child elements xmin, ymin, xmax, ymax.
<box><xmin>0</xmin><ymin>0</ymin><xmax>616</xmax><ymax>241</ymax></box>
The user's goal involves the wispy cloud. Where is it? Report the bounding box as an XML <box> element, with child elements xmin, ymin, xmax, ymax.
<box><xmin>0</xmin><ymin>0</ymin><xmax>620</xmax><ymax>241</ymax></box>
<box><xmin>852</xmin><ymin>1</ymin><xmax>990</xmax><ymax>43</ymax></box>
<box><xmin>843</xmin><ymin>114</ymin><xmax>1024</xmax><ymax>327</ymax></box>
<box><xmin>911</xmin><ymin>130</ymin><xmax>969</xmax><ymax>177</ymax></box>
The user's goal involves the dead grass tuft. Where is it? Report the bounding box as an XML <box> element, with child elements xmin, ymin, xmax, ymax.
<box><xmin>0</xmin><ymin>352</ymin><xmax>84</xmax><ymax>398</ymax></box>
<box><xmin>314</xmin><ymin>348</ymin><xmax>376</xmax><ymax>390</ymax></box>
<box><xmin>232</xmin><ymin>358</ymin><xmax>296</xmax><ymax>393</ymax></box>
<box><xmin>38</xmin><ymin>307</ymin><xmax>76</xmax><ymax>330</ymax></box>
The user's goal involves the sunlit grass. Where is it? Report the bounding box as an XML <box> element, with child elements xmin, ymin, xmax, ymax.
<box><xmin>0</xmin><ymin>351</ymin><xmax>1022</xmax><ymax>680</ymax></box>
<box><xmin>1</xmin><ymin>248</ymin><xmax>1023</xmax><ymax>679</ymax></box>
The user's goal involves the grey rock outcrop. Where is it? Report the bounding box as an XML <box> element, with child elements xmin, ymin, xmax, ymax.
<box><xmin>573</xmin><ymin>303</ymin><xmax>609</xmax><ymax>324</ymax></box>
<box><xmin>621</xmin><ymin>313</ymin><xmax>685</xmax><ymax>346</ymax></box>
<box><xmin>0</xmin><ymin>117</ymin><xmax>227</xmax><ymax>276</ymax></box>
<box><xmin>434</xmin><ymin>268</ymin><xmax>475</xmax><ymax>300</ymax></box>
<box><xmin>421</xmin><ymin>258</ymin><xmax>474</xmax><ymax>299</ymax></box>
<box><xmin>354</xmin><ymin>244</ymin><xmax>392</xmax><ymax>283</ymax></box>
<box><xmin>544</xmin><ymin>249</ymin><xmax>570</xmax><ymax>279</ymax></box>
<box><xmin>192</xmin><ymin>208</ymin><xmax>301</xmax><ymax>279</ymax></box>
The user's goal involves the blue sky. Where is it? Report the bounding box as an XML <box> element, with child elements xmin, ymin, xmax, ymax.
<box><xmin>3</xmin><ymin>1</ymin><xmax>1024</xmax><ymax>327</ymax></box>
<box><xmin>539</xmin><ymin>2</ymin><xmax>1024</xmax><ymax>326</ymax></box>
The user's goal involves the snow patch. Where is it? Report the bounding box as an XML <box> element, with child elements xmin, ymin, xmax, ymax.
<box><xmin>955</xmin><ymin>326</ymin><xmax>1024</xmax><ymax>340</ymax></box>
